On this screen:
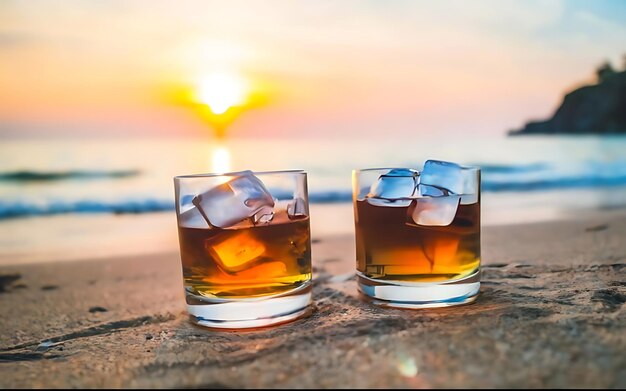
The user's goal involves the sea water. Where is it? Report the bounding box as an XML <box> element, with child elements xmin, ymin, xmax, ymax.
<box><xmin>1</xmin><ymin>135</ymin><xmax>625</xmax><ymax>263</ymax></box>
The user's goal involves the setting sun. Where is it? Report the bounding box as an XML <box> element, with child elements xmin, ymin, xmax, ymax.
<box><xmin>197</xmin><ymin>71</ymin><xmax>248</xmax><ymax>115</ymax></box>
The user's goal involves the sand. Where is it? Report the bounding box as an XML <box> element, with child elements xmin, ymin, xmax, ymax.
<box><xmin>0</xmin><ymin>212</ymin><xmax>625</xmax><ymax>388</ymax></box>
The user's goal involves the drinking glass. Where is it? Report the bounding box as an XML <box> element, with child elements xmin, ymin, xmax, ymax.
<box><xmin>352</xmin><ymin>161</ymin><xmax>480</xmax><ymax>308</ymax></box>
<box><xmin>174</xmin><ymin>170</ymin><xmax>312</xmax><ymax>328</ymax></box>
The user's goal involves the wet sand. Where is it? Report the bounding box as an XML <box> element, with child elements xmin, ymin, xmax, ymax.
<box><xmin>0</xmin><ymin>212</ymin><xmax>625</xmax><ymax>388</ymax></box>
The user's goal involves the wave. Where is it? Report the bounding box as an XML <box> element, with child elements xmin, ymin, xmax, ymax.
<box><xmin>0</xmin><ymin>199</ymin><xmax>173</xmax><ymax>219</ymax></box>
<box><xmin>305</xmin><ymin>173</ymin><xmax>626</xmax><ymax>201</ymax></box>
<box><xmin>2</xmin><ymin>169</ymin><xmax>626</xmax><ymax>220</ymax></box>
<box><xmin>0</xmin><ymin>170</ymin><xmax>140</xmax><ymax>181</ymax></box>
<box><xmin>482</xmin><ymin>174</ymin><xmax>626</xmax><ymax>192</ymax></box>
<box><xmin>0</xmin><ymin>163</ymin><xmax>544</xmax><ymax>182</ymax></box>
<box><xmin>475</xmin><ymin>163</ymin><xmax>548</xmax><ymax>174</ymax></box>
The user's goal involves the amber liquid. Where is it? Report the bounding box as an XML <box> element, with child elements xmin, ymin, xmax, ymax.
<box><xmin>355</xmin><ymin>199</ymin><xmax>480</xmax><ymax>282</ymax></box>
<box><xmin>178</xmin><ymin>211</ymin><xmax>311</xmax><ymax>299</ymax></box>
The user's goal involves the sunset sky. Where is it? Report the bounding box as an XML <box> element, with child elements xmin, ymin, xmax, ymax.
<box><xmin>1</xmin><ymin>0</ymin><xmax>625</xmax><ymax>139</ymax></box>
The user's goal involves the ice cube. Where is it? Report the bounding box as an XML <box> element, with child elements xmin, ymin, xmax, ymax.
<box><xmin>420</xmin><ymin>160</ymin><xmax>479</xmax><ymax>204</ymax></box>
<box><xmin>287</xmin><ymin>197</ymin><xmax>307</xmax><ymax>220</ymax></box>
<box><xmin>366</xmin><ymin>168</ymin><xmax>418</xmax><ymax>207</ymax></box>
<box><xmin>418</xmin><ymin>183</ymin><xmax>452</xmax><ymax>197</ymax></box>
<box><xmin>422</xmin><ymin>235</ymin><xmax>461</xmax><ymax>271</ymax></box>
<box><xmin>366</xmin><ymin>197</ymin><xmax>413</xmax><ymax>207</ymax></box>
<box><xmin>178</xmin><ymin>206</ymin><xmax>211</xmax><ymax>229</ymax></box>
<box><xmin>205</xmin><ymin>230</ymin><xmax>267</xmax><ymax>273</ymax></box>
<box><xmin>192</xmin><ymin>171</ymin><xmax>275</xmax><ymax>228</ymax></box>
<box><xmin>407</xmin><ymin>195</ymin><xmax>461</xmax><ymax>226</ymax></box>
<box><xmin>253</xmin><ymin>205</ymin><xmax>274</xmax><ymax>225</ymax></box>
<box><xmin>368</xmin><ymin>168</ymin><xmax>419</xmax><ymax>199</ymax></box>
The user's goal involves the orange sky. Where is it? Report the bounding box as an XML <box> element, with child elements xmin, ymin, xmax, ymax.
<box><xmin>0</xmin><ymin>0</ymin><xmax>625</xmax><ymax>139</ymax></box>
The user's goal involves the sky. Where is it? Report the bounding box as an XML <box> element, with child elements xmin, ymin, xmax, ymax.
<box><xmin>0</xmin><ymin>0</ymin><xmax>625</xmax><ymax>139</ymax></box>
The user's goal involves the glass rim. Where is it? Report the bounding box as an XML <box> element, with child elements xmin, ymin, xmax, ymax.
<box><xmin>174</xmin><ymin>169</ymin><xmax>306</xmax><ymax>180</ymax></box>
<box><xmin>353</xmin><ymin>164</ymin><xmax>480</xmax><ymax>173</ymax></box>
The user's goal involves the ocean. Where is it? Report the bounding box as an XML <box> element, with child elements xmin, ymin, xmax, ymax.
<box><xmin>1</xmin><ymin>135</ymin><xmax>626</xmax><ymax>264</ymax></box>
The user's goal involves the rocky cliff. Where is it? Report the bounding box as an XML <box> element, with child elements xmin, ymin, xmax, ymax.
<box><xmin>509</xmin><ymin>64</ymin><xmax>626</xmax><ymax>135</ymax></box>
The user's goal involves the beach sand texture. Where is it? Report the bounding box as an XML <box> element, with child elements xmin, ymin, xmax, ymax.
<box><xmin>1</xmin><ymin>214</ymin><xmax>625</xmax><ymax>388</ymax></box>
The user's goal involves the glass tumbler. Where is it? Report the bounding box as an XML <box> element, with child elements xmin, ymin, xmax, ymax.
<box><xmin>174</xmin><ymin>170</ymin><xmax>312</xmax><ymax>329</ymax></box>
<box><xmin>352</xmin><ymin>160</ymin><xmax>480</xmax><ymax>308</ymax></box>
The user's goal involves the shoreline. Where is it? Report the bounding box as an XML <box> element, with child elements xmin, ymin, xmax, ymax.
<box><xmin>2</xmin><ymin>205</ymin><xmax>625</xmax><ymax>268</ymax></box>
<box><xmin>2</xmin><ymin>202</ymin><xmax>626</xmax><ymax>266</ymax></box>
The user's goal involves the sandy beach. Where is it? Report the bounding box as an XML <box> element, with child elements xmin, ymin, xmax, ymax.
<box><xmin>1</xmin><ymin>209</ymin><xmax>625</xmax><ymax>388</ymax></box>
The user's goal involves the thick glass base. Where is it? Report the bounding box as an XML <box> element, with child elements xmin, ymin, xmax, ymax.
<box><xmin>357</xmin><ymin>270</ymin><xmax>480</xmax><ymax>309</ymax></box>
<box><xmin>186</xmin><ymin>283</ymin><xmax>312</xmax><ymax>329</ymax></box>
